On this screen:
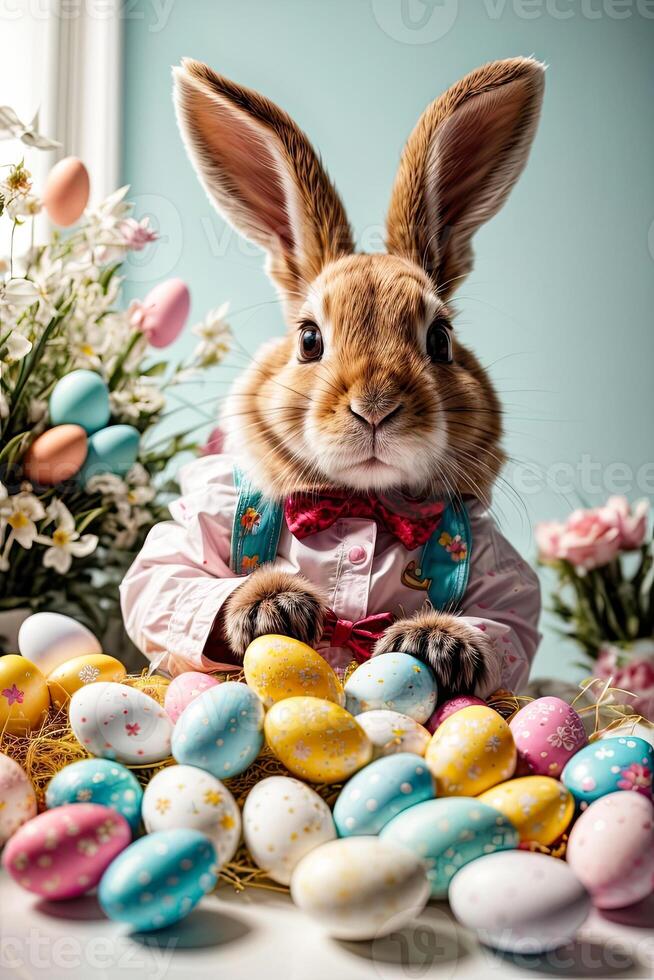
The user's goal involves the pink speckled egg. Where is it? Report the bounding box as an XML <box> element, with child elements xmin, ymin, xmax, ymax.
<box><xmin>164</xmin><ymin>671</ymin><xmax>220</xmax><ymax>723</ymax></box>
<box><xmin>425</xmin><ymin>695</ymin><xmax>486</xmax><ymax>734</ymax></box>
<box><xmin>567</xmin><ymin>792</ymin><xmax>654</xmax><ymax>909</ymax></box>
<box><xmin>2</xmin><ymin>803</ymin><xmax>130</xmax><ymax>899</ymax></box>
<box><xmin>510</xmin><ymin>696</ymin><xmax>587</xmax><ymax>777</ymax></box>
<box><xmin>135</xmin><ymin>278</ymin><xmax>190</xmax><ymax>348</ymax></box>
<box><xmin>0</xmin><ymin>753</ymin><xmax>37</xmax><ymax>845</ymax></box>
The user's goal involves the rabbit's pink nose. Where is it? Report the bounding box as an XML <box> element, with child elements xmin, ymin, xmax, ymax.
<box><xmin>349</xmin><ymin>399</ymin><xmax>403</xmax><ymax>428</ymax></box>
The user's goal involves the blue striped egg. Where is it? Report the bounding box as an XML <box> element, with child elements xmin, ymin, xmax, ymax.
<box><xmin>49</xmin><ymin>369</ymin><xmax>110</xmax><ymax>435</ymax></box>
<box><xmin>381</xmin><ymin>797</ymin><xmax>519</xmax><ymax>898</ymax></box>
<box><xmin>46</xmin><ymin>758</ymin><xmax>142</xmax><ymax>834</ymax></box>
<box><xmin>98</xmin><ymin>829</ymin><xmax>217</xmax><ymax>931</ymax></box>
<box><xmin>345</xmin><ymin>653</ymin><xmax>437</xmax><ymax>723</ymax></box>
<box><xmin>562</xmin><ymin>736</ymin><xmax>654</xmax><ymax>807</ymax></box>
<box><xmin>172</xmin><ymin>681</ymin><xmax>264</xmax><ymax>778</ymax></box>
<box><xmin>334</xmin><ymin>752</ymin><xmax>434</xmax><ymax>836</ymax></box>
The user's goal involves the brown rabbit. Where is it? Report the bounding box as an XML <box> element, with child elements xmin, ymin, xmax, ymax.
<box><xmin>121</xmin><ymin>57</ymin><xmax>543</xmax><ymax>696</ymax></box>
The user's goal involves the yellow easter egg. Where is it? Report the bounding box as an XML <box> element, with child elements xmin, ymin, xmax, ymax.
<box><xmin>425</xmin><ymin>705</ymin><xmax>517</xmax><ymax>796</ymax></box>
<box><xmin>0</xmin><ymin>655</ymin><xmax>50</xmax><ymax>734</ymax></box>
<box><xmin>478</xmin><ymin>776</ymin><xmax>575</xmax><ymax>845</ymax></box>
<box><xmin>244</xmin><ymin>635</ymin><xmax>344</xmax><ymax>708</ymax></box>
<box><xmin>265</xmin><ymin>696</ymin><xmax>372</xmax><ymax>784</ymax></box>
<box><xmin>48</xmin><ymin>654</ymin><xmax>127</xmax><ymax>709</ymax></box>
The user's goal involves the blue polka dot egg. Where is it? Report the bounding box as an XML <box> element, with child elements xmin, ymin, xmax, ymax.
<box><xmin>344</xmin><ymin>653</ymin><xmax>437</xmax><ymax>723</ymax></box>
<box><xmin>333</xmin><ymin>752</ymin><xmax>434</xmax><ymax>836</ymax></box>
<box><xmin>562</xmin><ymin>735</ymin><xmax>654</xmax><ymax>807</ymax></box>
<box><xmin>172</xmin><ymin>681</ymin><xmax>265</xmax><ymax>778</ymax></box>
<box><xmin>98</xmin><ymin>829</ymin><xmax>217</xmax><ymax>931</ymax></box>
<box><xmin>45</xmin><ymin>758</ymin><xmax>142</xmax><ymax>835</ymax></box>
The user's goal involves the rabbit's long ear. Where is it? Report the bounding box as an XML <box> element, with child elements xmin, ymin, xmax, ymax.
<box><xmin>174</xmin><ymin>59</ymin><xmax>353</xmax><ymax>308</ymax></box>
<box><xmin>386</xmin><ymin>57</ymin><xmax>545</xmax><ymax>298</ymax></box>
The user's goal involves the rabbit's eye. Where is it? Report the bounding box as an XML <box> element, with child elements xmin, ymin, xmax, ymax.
<box><xmin>427</xmin><ymin>319</ymin><xmax>453</xmax><ymax>364</ymax></box>
<box><xmin>298</xmin><ymin>322</ymin><xmax>323</xmax><ymax>362</ymax></box>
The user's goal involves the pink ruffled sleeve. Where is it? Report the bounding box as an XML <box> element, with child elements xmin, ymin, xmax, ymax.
<box><xmin>459</xmin><ymin>505</ymin><xmax>542</xmax><ymax>697</ymax></box>
<box><xmin>119</xmin><ymin>453</ymin><xmax>243</xmax><ymax>676</ymax></box>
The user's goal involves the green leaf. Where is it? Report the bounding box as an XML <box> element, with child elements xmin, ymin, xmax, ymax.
<box><xmin>76</xmin><ymin>507</ymin><xmax>106</xmax><ymax>534</ymax></box>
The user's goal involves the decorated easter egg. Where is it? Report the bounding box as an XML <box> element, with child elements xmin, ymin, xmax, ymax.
<box><xmin>142</xmin><ymin>764</ymin><xmax>240</xmax><ymax>867</ymax></box>
<box><xmin>602</xmin><ymin>722</ymin><xmax>654</xmax><ymax>749</ymax></box>
<box><xmin>49</xmin><ymin>369</ymin><xmax>110</xmax><ymax>434</ymax></box>
<box><xmin>43</xmin><ymin>157</ymin><xmax>90</xmax><ymax>226</ymax></box>
<box><xmin>425</xmin><ymin>705</ymin><xmax>517</xmax><ymax>796</ymax></box>
<box><xmin>562</xmin><ymin>735</ymin><xmax>654</xmax><ymax>807</ymax></box>
<box><xmin>290</xmin><ymin>836</ymin><xmax>430</xmax><ymax>940</ymax></box>
<box><xmin>69</xmin><ymin>681</ymin><xmax>173</xmax><ymax>764</ymax></box>
<box><xmin>2</xmin><ymin>803</ymin><xmax>130</xmax><ymax>899</ymax></box>
<box><xmin>567</xmin><ymin>792</ymin><xmax>654</xmax><ymax>909</ymax></box>
<box><xmin>510</xmin><ymin>696</ymin><xmax>587</xmax><ymax>777</ymax></box>
<box><xmin>425</xmin><ymin>695</ymin><xmax>487</xmax><ymax>734</ymax></box>
<box><xmin>381</xmin><ymin>797</ymin><xmax>518</xmax><ymax>898</ymax></box>
<box><xmin>478</xmin><ymin>776</ymin><xmax>574</xmax><ymax>845</ymax></box>
<box><xmin>164</xmin><ymin>671</ymin><xmax>220</xmax><ymax>723</ymax></box>
<box><xmin>243</xmin><ymin>635</ymin><xmax>344</xmax><ymax>707</ymax></box>
<box><xmin>45</xmin><ymin>759</ymin><xmax>143</xmax><ymax>834</ymax></box>
<box><xmin>23</xmin><ymin>425</ymin><xmax>88</xmax><ymax>485</ymax></box>
<box><xmin>334</xmin><ymin>753</ymin><xmax>434</xmax><ymax>837</ymax></box>
<box><xmin>138</xmin><ymin>278</ymin><xmax>190</xmax><ymax>349</ymax></box>
<box><xmin>172</xmin><ymin>681</ymin><xmax>264</xmax><ymax>778</ymax></box>
<box><xmin>0</xmin><ymin>753</ymin><xmax>37</xmax><ymax>845</ymax></box>
<box><xmin>449</xmin><ymin>851</ymin><xmax>591</xmax><ymax>953</ymax></box>
<box><xmin>98</xmin><ymin>829</ymin><xmax>218</xmax><ymax>931</ymax></box>
<box><xmin>18</xmin><ymin>611</ymin><xmax>102</xmax><ymax>675</ymax></box>
<box><xmin>0</xmin><ymin>655</ymin><xmax>50</xmax><ymax>734</ymax></box>
<box><xmin>265</xmin><ymin>696</ymin><xmax>372</xmax><ymax>784</ymax></box>
<box><xmin>355</xmin><ymin>709</ymin><xmax>430</xmax><ymax>758</ymax></box>
<box><xmin>345</xmin><ymin>653</ymin><xmax>437</xmax><ymax>723</ymax></box>
<box><xmin>48</xmin><ymin>653</ymin><xmax>127</xmax><ymax>708</ymax></box>
<box><xmin>243</xmin><ymin>776</ymin><xmax>336</xmax><ymax>884</ymax></box>
<box><xmin>81</xmin><ymin>424</ymin><xmax>140</xmax><ymax>482</ymax></box>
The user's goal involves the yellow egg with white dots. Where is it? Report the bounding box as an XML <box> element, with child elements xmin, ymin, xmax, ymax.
<box><xmin>47</xmin><ymin>653</ymin><xmax>127</xmax><ymax>709</ymax></box>
<box><xmin>425</xmin><ymin>705</ymin><xmax>517</xmax><ymax>796</ymax></box>
<box><xmin>0</xmin><ymin>655</ymin><xmax>50</xmax><ymax>734</ymax></box>
<box><xmin>244</xmin><ymin>635</ymin><xmax>344</xmax><ymax>707</ymax></box>
<box><xmin>478</xmin><ymin>776</ymin><xmax>575</xmax><ymax>845</ymax></box>
<box><xmin>264</xmin><ymin>696</ymin><xmax>373</xmax><ymax>783</ymax></box>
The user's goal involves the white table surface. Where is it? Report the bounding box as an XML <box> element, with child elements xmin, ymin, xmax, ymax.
<box><xmin>1</xmin><ymin>871</ymin><xmax>653</xmax><ymax>980</ymax></box>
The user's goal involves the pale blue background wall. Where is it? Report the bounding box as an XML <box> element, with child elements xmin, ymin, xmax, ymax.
<box><xmin>121</xmin><ymin>0</ymin><xmax>654</xmax><ymax>681</ymax></box>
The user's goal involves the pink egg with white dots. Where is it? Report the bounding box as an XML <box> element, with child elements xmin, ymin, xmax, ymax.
<box><xmin>509</xmin><ymin>696</ymin><xmax>587</xmax><ymax>777</ymax></box>
<box><xmin>425</xmin><ymin>695</ymin><xmax>486</xmax><ymax>734</ymax></box>
<box><xmin>69</xmin><ymin>681</ymin><xmax>173</xmax><ymax>764</ymax></box>
<box><xmin>0</xmin><ymin>753</ymin><xmax>37</xmax><ymax>845</ymax></box>
<box><xmin>2</xmin><ymin>803</ymin><xmax>130</xmax><ymax>899</ymax></box>
<box><xmin>164</xmin><ymin>671</ymin><xmax>221</xmax><ymax>723</ymax></box>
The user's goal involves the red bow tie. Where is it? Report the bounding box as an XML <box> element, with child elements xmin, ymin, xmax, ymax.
<box><xmin>322</xmin><ymin>609</ymin><xmax>395</xmax><ymax>662</ymax></box>
<box><xmin>284</xmin><ymin>492</ymin><xmax>445</xmax><ymax>551</ymax></box>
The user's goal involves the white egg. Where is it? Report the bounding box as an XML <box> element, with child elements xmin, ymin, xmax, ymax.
<box><xmin>142</xmin><ymin>764</ymin><xmax>240</xmax><ymax>867</ymax></box>
<box><xmin>69</xmin><ymin>681</ymin><xmax>173</xmax><ymax>764</ymax></box>
<box><xmin>243</xmin><ymin>776</ymin><xmax>336</xmax><ymax>885</ymax></box>
<box><xmin>18</xmin><ymin>612</ymin><xmax>101</xmax><ymax>676</ymax></box>
<box><xmin>0</xmin><ymin>752</ymin><xmax>37</xmax><ymax>844</ymax></box>
<box><xmin>355</xmin><ymin>709</ymin><xmax>431</xmax><ymax>758</ymax></box>
<box><xmin>290</xmin><ymin>836</ymin><xmax>430</xmax><ymax>940</ymax></box>
<box><xmin>449</xmin><ymin>851</ymin><xmax>591</xmax><ymax>954</ymax></box>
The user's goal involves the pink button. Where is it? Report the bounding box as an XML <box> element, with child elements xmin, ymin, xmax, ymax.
<box><xmin>348</xmin><ymin>545</ymin><xmax>367</xmax><ymax>564</ymax></box>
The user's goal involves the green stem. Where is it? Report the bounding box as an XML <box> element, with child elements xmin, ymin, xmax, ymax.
<box><xmin>108</xmin><ymin>331</ymin><xmax>142</xmax><ymax>390</ymax></box>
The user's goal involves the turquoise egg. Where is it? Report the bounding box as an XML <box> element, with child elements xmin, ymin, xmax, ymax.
<box><xmin>334</xmin><ymin>752</ymin><xmax>434</xmax><ymax>836</ymax></box>
<box><xmin>98</xmin><ymin>829</ymin><xmax>217</xmax><ymax>931</ymax></box>
<box><xmin>45</xmin><ymin>758</ymin><xmax>142</xmax><ymax>835</ymax></box>
<box><xmin>345</xmin><ymin>653</ymin><xmax>437</xmax><ymax>723</ymax></box>
<box><xmin>49</xmin><ymin>369</ymin><xmax>110</xmax><ymax>435</ymax></box>
<box><xmin>381</xmin><ymin>797</ymin><xmax>519</xmax><ymax>898</ymax></box>
<box><xmin>172</xmin><ymin>681</ymin><xmax>264</xmax><ymax>778</ymax></box>
<box><xmin>81</xmin><ymin>424</ymin><xmax>140</xmax><ymax>483</ymax></box>
<box><xmin>562</xmin><ymin>736</ymin><xmax>654</xmax><ymax>807</ymax></box>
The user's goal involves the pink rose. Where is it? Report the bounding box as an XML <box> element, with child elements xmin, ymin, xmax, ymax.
<box><xmin>595</xmin><ymin>643</ymin><xmax>654</xmax><ymax>721</ymax></box>
<box><xmin>536</xmin><ymin>507</ymin><xmax>621</xmax><ymax>570</ymax></box>
<box><xmin>602</xmin><ymin>496</ymin><xmax>649</xmax><ymax>550</ymax></box>
<box><xmin>119</xmin><ymin>217</ymin><xmax>158</xmax><ymax>251</ymax></box>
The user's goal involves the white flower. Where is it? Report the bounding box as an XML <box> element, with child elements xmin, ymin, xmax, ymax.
<box><xmin>110</xmin><ymin>379</ymin><xmax>164</xmax><ymax>421</ymax></box>
<box><xmin>0</xmin><ymin>487</ymin><xmax>46</xmax><ymax>570</ymax></box>
<box><xmin>1</xmin><ymin>330</ymin><xmax>32</xmax><ymax>364</ymax></box>
<box><xmin>6</xmin><ymin>194</ymin><xmax>41</xmax><ymax>219</ymax></box>
<box><xmin>191</xmin><ymin>302</ymin><xmax>231</xmax><ymax>366</ymax></box>
<box><xmin>35</xmin><ymin>499</ymin><xmax>98</xmax><ymax>574</ymax></box>
<box><xmin>0</xmin><ymin>106</ymin><xmax>60</xmax><ymax>149</ymax></box>
<box><xmin>1</xmin><ymin>278</ymin><xmax>39</xmax><ymax>309</ymax></box>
